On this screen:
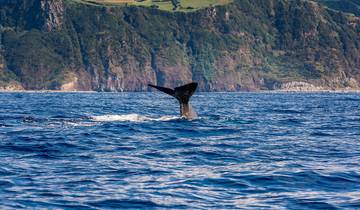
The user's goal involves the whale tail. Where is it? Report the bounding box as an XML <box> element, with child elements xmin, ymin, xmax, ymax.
<box><xmin>148</xmin><ymin>82</ymin><xmax>198</xmax><ymax>119</ymax></box>
<box><xmin>148</xmin><ymin>82</ymin><xmax>198</xmax><ymax>104</ymax></box>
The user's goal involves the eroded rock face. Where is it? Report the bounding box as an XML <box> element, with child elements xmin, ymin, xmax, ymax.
<box><xmin>40</xmin><ymin>0</ymin><xmax>64</xmax><ymax>31</ymax></box>
<box><xmin>1</xmin><ymin>0</ymin><xmax>360</xmax><ymax>91</ymax></box>
<box><xmin>279</xmin><ymin>81</ymin><xmax>324</xmax><ymax>92</ymax></box>
<box><xmin>0</xmin><ymin>81</ymin><xmax>24</xmax><ymax>91</ymax></box>
<box><xmin>86</xmin><ymin>52</ymin><xmax>157</xmax><ymax>92</ymax></box>
<box><xmin>278</xmin><ymin>77</ymin><xmax>360</xmax><ymax>92</ymax></box>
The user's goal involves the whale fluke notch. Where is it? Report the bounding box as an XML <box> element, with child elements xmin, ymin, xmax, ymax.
<box><xmin>148</xmin><ymin>82</ymin><xmax>198</xmax><ymax>119</ymax></box>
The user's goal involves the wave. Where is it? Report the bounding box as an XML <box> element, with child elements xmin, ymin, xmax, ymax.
<box><xmin>91</xmin><ymin>114</ymin><xmax>180</xmax><ymax>122</ymax></box>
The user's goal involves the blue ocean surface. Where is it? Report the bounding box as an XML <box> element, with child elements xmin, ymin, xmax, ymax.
<box><xmin>0</xmin><ymin>92</ymin><xmax>359</xmax><ymax>209</ymax></box>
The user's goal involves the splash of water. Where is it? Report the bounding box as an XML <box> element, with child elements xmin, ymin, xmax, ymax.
<box><xmin>91</xmin><ymin>114</ymin><xmax>180</xmax><ymax>122</ymax></box>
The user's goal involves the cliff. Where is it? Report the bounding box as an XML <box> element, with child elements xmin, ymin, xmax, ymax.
<box><xmin>1</xmin><ymin>0</ymin><xmax>360</xmax><ymax>91</ymax></box>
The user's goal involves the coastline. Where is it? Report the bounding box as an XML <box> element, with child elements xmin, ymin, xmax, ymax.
<box><xmin>0</xmin><ymin>90</ymin><xmax>98</xmax><ymax>93</ymax></box>
<box><xmin>1</xmin><ymin>89</ymin><xmax>360</xmax><ymax>93</ymax></box>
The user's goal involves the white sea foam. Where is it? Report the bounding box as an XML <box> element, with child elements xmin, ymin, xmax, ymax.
<box><xmin>91</xmin><ymin>114</ymin><xmax>180</xmax><ymax>122</ymax></box>
<box><xmin>64</xmin><ymin>121</ymin><xmax>98</xmax><ymax>127</ymax></box>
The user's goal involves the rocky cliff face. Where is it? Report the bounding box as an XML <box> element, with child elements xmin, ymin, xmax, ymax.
<box><xmin>1</xmin><ymin>0</ymin><xmax>360</xmax><ymax>91</ymax></box>
<box><xmin>40</xmin><ymin>0</ymin><xmax>64</xmax><ymax>32</ymax></box>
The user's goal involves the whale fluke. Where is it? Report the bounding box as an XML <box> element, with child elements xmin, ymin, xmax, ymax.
<box><xmin>148</xmin><ymin>84</ymin><xmax>175</xmax><ymax>96</ymax></box>
<box><xmin>148</xmin><ymin>82</ymin><xmax>198</xmax><ymax>119</ymax></box>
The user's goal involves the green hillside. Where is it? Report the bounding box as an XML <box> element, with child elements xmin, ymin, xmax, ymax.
<box><xmin>315</xmin><ymin>0</ymin><xmax>360</xmax><ymax>16</ymax></box>
<box><xmin>1</xmin><ymin>0</ymin><xmax>360</xmax><ymax>91</ymax></box>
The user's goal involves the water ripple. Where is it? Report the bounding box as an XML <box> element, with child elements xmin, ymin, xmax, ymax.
<box><xmin>0</xmin><ymin>92</ymin><xmax>359</xmax><ymax>209</ymax></box>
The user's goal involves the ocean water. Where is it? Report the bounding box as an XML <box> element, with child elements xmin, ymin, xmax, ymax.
<box><xmin>0</xmin><ymin>92</ymin><xmax>359</xmax><ymax>209</ymax></box>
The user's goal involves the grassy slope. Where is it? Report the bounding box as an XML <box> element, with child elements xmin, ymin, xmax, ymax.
<box><xmin>78</xmin><ymin>0</ymin><xmax>233</xmax><ymax>11</ymax></box>
<box><xmin>315</xmin><ymin>0</ymin><xmax>360</xmax><ymax>16</ymax></box>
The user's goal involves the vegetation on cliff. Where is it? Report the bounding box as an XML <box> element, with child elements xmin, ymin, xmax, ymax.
<box><xmin>0</xmin><ymin>0</ymin><xmax>360</xmax><ymax>91</ymax></box>
<box><xmin>77</xmin><ymin>0</ymin><xmax>233</xmax><ymax>12</ymax></box>
<box><xmin>315</xmin><ymin>0</ymin><xmax>360</xmax><ymax>16</ymax></box>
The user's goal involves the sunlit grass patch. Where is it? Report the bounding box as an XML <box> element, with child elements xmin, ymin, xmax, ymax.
<box><xmin>76</xmin><ymin>0</ymin><xmax>233</xmax><ymax>11</ymax></box>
